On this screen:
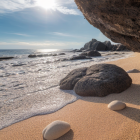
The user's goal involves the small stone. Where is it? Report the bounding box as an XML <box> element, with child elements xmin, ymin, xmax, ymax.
<box><xmin>108</xmin><ymin>100</ymin><xmax>126</xmax><ymax>111</ymax></box>
<box><xmin>127</xmin><ymin>69</ymin><xmax>140</xmax><ymax>73</ymax></box>
<box><xmin>43</xmin><ymin>120</ymin><xmax>71</xmax><ymax>140</ymax></box>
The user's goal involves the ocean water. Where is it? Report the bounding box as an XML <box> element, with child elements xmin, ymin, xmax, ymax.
<box><xmin>0</xmin><ymin>49</ymin><xmax>134</xmax><ymax>130</ymax></box>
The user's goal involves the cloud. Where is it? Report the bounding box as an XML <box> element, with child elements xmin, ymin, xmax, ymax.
<box><xmin>0</xmin><ymin>0</ymin><xmax>80</xmax><ymax>15</ymax></box>
<box><xmin>0</xmin><ymin>0</ymin><xmax>35</xmax><ymax>13</ymax></box>
<box><xmin>6</xmin><ymin>33</ymin><xmax>31</xmax><ymax>37</ymax></box>
<box><xmin>0</xmin><ymin>41</ymin><xmax>84</xmax><ymax>49</ymax></box>
<box><xmin>56</xmin><ymin>6</ymin><xmax>80</xmax><ymax>15</ymax></box>
<box><xmin>49</xmin><ymin>32</ymin><xmax>79</xmax><ymax>37</ymax></box>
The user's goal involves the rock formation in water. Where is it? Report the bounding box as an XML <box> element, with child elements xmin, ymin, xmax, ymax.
<box><xmin>74</xmin><ymin>0</ymin><xmax>140</xmax><ymax>52</ymax></box>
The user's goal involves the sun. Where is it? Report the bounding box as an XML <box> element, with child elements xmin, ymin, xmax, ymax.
<box><xmin>37</xmin><ymin>0</ymin><xmax>57</xmax><ymax>10</ymax></box>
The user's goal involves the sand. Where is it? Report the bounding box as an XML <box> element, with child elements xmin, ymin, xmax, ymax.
<box><xmin>0</xmin><ymin>52</ymin><xmax>140</xmax><ymax>140</ymax></box>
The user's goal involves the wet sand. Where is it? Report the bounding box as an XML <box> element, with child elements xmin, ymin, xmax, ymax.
<box><xmin>0</xmin><ymin>52</ymin><xmax>140</xmax><ymax>140</ymax></box>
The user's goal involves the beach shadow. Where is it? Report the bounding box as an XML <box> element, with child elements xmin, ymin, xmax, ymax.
<box><xmin>116</xmin><ymin>107</ymin><xmax>140</xmax><ymax>123</ymax></box>
<box><xmin>43</xmin><ymin>129</ymin><xmax>74</xmax><ymax>140</ymax></box>
<box><xmin>56</xmin><ymin>129</ymin><xmax>74</xmax><ymax>140</ymax></box>
<box><xmin>80</xmin><ymin>84</ymin><xmax>140</xmax><ymax>106</ymax></box>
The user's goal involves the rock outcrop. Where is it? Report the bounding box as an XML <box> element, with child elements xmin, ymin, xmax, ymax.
<box><xmin>60</xmin><ymin>64</ymin><xmax>132</xmax><ymax>97</ymax></box>
<box><xmin>83</xmin><ymin>39</ymin><xmax>107</xmax><ymax>51</ymax></box>
<box><xmin>103</xmin><ymin>41</ymin><xmax>112</xmax><ymax>50</ymax></box>
<box><xmin>74</xmin><ymin>0</ymin><xmax>140</xmax><ymax>52</ymax></box>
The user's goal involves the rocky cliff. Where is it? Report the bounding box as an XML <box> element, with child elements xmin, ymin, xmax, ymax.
<box><xmin>74</xmin><ymin>0</ymin><xmax>140</xmax><ymax>52</ymax></box>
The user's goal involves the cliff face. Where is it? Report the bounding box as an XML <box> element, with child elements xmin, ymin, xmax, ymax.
<box><xmin>74</xmin><ymin>0</ymin><xmax>140</xmax><ymax>52</ymax></box>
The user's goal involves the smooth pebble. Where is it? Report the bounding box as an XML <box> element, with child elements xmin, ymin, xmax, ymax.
<box><xmin>43</xmin><ymin>120</ymin><xmax>71</xmax><ymax>140</ymax></box>
<box><xmin>108</xmin><ymin>100</ymin><xmax>126</xmax><ymax>111</ymax></box>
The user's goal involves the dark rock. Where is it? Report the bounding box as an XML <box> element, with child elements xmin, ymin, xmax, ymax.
<box><xmin>72</xmin><ymin>49</ymin><xmax>82</xmax><ymax>52</ymax></box>
<box><xmin>70</xmin><ymin>55</ymin><xmax>92</xmax><ymax>60</ymax></box>
<box><xmin>91</xmin><ymin>41</ymin><xmax>107</xmax><ymax>51</ymax></box>
<box><xmin>84</xmin><ymin>39</ymin><xmax>97</xmax><ymax>50</ymax></box>
<box><xmin>60</xmin><ymin>67</ymin><xmax>87</xmax><ymax>90</ymax></box>
<box><xmin>111</xmin><ymin>45</ymin><xmax>118</xmax><ymax>51</ymax></box>
<box><xmin>127</xmin><ymin>69</ymin><xmax>140</xmax><ymax>73</ymax></box>
<box><xmin>83</xmin><ymin>39</ymin><xmax>107</xmax><ymax>51</ymax></box>
<box><xmin>0</xmin><ymin>57</ymin><xmax>14</xmax><ymax>61</ymax></box>
<box><xmin>80</xmin><ymin>50</ymin><xmax>101</xmax><ymax>57</ymax></box>
<box><xmin>59</xmin><ymin>53</ymin><xmax>65</xmax><ymax>55</ymax></box>
<box><xmin>52</xmin><ymin>54</ymin><xmax>57</xmax><ymax>56</ymax></box>
<box><xmin>116</xmin><ymin>44</ymin><xmax>127</xmax><ymax>51</ymax></box>
<box><xmin>60</xmin><ymin>64</ymin><xmax>132</xmax><ymax>97</ymax></box>
<box><xmin>80</xmin><ymin>52</ymin><xmax>88</xmax><ymax>56</ymax></box>
<box><xmin>103</xmin><ymin>41</ymin><xmax>112</xmax><ymax>50</ymax></box>
<box><xmin>74</xmin><ymin>0</ymin><xmax>140</xmax><ymax>52</ymax></box>
<box><xmin>87</xmin><ymin>50</ymin><xmax>101</xmax><ymax>56</ymax></box>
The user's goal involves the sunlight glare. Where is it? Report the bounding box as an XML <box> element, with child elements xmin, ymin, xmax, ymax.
<box><xmin>37</xmin><ymin>0</ymin><xmax>57</xmax><ymax>10</ymax></box>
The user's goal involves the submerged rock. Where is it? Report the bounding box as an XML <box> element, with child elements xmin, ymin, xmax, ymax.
<box><xmin>0</xmin><ymin>57</ymin><xmax>14</xmax><ymax>61</ymax></box>
<box><xmin>74</xmin><ymin>0</ymin><xmax>140</xmax><ymax>52</ymax></box>
<box><xmin>108</xmin><ymin>100</ymin><xmax>126</xmax><ymax>111</ymax></box>
<box><xmin>59</xmin><ymin>53</ymin><xmax>65</xmax><ymax>55</ymax></box>
<box><xmin>60</xmin><ymin>64</ymin><xmax>132</xmax><ymax>97</ymax></box>
<box><xmin>70</xmin><ymin>55</ymin><xmax>92</xmax><ymax>60</ymax></box>
<box><xmin>43</xmin><ymin>120</ymin><xmax>71</xmax><ymax>140</ymax></box>
<box><xmin>80</xmin><ymin>50</ymin><xmax>101</xmax><ymax>57</ymax></box>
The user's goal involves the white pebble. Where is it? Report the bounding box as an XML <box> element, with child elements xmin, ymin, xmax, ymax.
<box><xmin>43</xmin><ymin>120</ymin><xmax>71</xmax><ymax>140</ymax></box>
<box><xmin>108</xmin><ymin>100</ymin><xmax>126</xmax><ymax>111</ymax></box>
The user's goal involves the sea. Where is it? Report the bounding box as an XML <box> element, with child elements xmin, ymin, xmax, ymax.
<box><xmin>0</xmin><ymin>49</ymin><xmax>134</xmax><ymax>130</ymax></box>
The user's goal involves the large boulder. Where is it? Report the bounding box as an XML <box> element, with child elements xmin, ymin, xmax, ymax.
<box><xmin>60</xmin><ymin>67</ymin><xmax>87</xmax><ymax>90</ymax></box>
<box><xmin>74</xmin><ymin>0</ymin><xmax>140</xmax><ymax>52</ymax></box>
<box><xmin>60</xmin><ymin>64</ymin><xmax>132</xmax><ymax>97</ymax></box>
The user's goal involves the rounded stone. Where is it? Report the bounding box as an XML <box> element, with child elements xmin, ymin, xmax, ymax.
<box><xmin>43</xmin><ymin>120</ymin><xmax>71</xmax><ymax>140</ymax></box>
<box><xmin>108</xmin><ymin>100</ymin><xmax>126</xmax><ymax>111</ymax></box>
<box><xmin>74</xmin><ymin>64</ymin><xmax>132</xmax><ymax>97</ymax></box>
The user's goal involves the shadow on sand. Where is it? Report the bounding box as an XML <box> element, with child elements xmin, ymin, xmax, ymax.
<box><xmin>43</xmin><ymin>130</ymin><xmax>74</xmax><ymax>140</ymax></box>
<box><xmin>78</xmin><ymin>84</ymin><xmax>140</xmax><ymax>122</ymax></box>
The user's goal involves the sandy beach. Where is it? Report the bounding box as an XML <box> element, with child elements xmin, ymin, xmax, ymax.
<box><xmin>0</xmin><ymin>52</ymin><xmax>140</xmax><ymax>140</ymax></box>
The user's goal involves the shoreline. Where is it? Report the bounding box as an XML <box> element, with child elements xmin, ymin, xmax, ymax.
<box><xmin>0</xmin><ymin>52</ymin><xmax>140</xmax><ymax>140</ymax></box>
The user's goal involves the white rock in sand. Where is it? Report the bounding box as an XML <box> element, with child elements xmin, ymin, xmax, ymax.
<box><xmin>42</xmin><ymin>120</ymin><xmax>71</xmax><ymax>140</ymax></box>
<box><xmin>108</xmin><ymin>100</ymin><xmax>126</xmax><ymax>111</ymax></box>
<box><xmin>127</xmin><ymin>69</ymin><xmax>140</xmax><ymax>73</ymax></box>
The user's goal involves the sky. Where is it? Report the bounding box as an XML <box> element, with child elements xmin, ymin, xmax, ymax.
<box><xmin>0</xmin><ymin>0</ymin><xmax>113</xmax><ymax>49</ymax></box>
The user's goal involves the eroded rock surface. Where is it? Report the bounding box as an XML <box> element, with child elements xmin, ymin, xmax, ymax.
<box><xmin>60</xmin><ymin>64</ymin><xmax>132</xmax><ymax>97</ymax></box>
<box><xmin>74</xmin><ymin>0</ymin><xmax>140</xmax><ymax>52</ymax></box>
